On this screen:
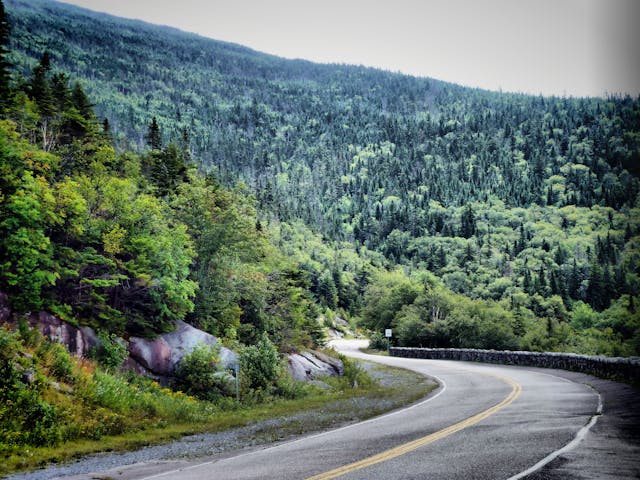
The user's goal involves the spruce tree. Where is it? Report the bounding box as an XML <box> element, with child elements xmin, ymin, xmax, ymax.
<box><xmin>30</xmin><ymin>51</ymin><xmax>55</xmax><ymax>117</ymax></box>
<box><xmin>459</xmin><ymin>204</ymin><xmax>476</xmax><ymax>238</ymax></box>
<box><xmin>50</xmin><ymin>72</ymin><xmax>69</xmax><ymax>110</ymax></box>
<box><xmin>70</xmin><ymin>81</ymin><xmax>93</xmax><ymax>118</ymax></box>
<box><xmin>145</xmin><ymin>116</ymin><xmax>162</xmax><ymax>150</ymax></box>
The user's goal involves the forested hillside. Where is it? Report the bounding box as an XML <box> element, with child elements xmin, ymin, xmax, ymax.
<box><xmin>2</xmin><ymin>0</ymin><xmax>640</xmax><ymax>356</ymax></box>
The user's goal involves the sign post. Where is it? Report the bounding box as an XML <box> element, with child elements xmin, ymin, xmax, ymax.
<box><xmin>234</xmin><ymin>361</ymin><xmax>240</xmax><ymax>402</ymax></box>
<box><xmin>385</xmin><ymin>328</ymin><xmax>392</xmax><ymax>355</ymax></box>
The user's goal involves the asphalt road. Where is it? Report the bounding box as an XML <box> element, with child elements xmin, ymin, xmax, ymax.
<box><xmin>114</xmin><ymin>338</ymin><xmax>634</xmax><ymax>480</ymax></box>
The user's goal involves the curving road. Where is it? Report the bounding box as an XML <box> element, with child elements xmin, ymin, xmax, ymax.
<box><xmin>127</xmin><ymin>338</ymin><xmax>632</xmax><ymax>480</ymax></box>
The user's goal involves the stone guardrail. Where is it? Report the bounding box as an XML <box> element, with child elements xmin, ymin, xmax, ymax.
<box><xmin>390</xmin><ymin>347</ymin><xmax>640</xmax><ymax>384</ymax></box>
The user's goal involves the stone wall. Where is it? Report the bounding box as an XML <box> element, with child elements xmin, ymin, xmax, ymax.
<box><xmin>390</xmin><ymin>347</ymin><xmax>640</xmax><ymax>383</ymax></box>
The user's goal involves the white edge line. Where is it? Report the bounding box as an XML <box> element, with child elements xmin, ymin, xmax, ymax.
<box><xmin>432</xmin><ymin>361</ymin><xmax>604</xmax><ymax>480</ymax></box>
<box><xmin>505</xmin><ymin>372</ymin><xmax>603</xmax><ymax>480</ymax></box>
<box><xmin>140</xmin><ymin>355</ymin><xmax>447</xmax><ymax>480</ymax></box>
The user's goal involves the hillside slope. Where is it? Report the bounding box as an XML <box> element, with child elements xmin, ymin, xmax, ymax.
<box><xmin>3</xmin><ymin>0</ymin><xmax>640</xmax><ymax>351</ymax></box>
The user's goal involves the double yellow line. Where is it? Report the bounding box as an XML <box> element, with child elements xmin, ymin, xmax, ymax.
<box><xmin>306</xmin><ymin>375</ymin><xmax>522</xmax><ymax>480</ymax></box>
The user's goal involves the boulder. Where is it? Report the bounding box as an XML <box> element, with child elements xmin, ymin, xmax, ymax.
<box><xmin>287</xmin><ymin>350</ymin><xmax>344</xmax><ymax>381</ymax></box>
<box><xmin>121</xmin><ymin>356</ymin><xmax>161</xmax><ymax>381</ymax></box>
<box><xmin>128</xmin><ymin>335</ymin><xmax>172</xmax><ymax>375</ymax></box>
<box><xmin>311</xmin><ymin>349</ymin><xmax>344</xmax><ymax>375</ymax></box>
<box><xmin>127</xmin><ymin>320</ymin><xmax>238</xmax><ymax>377</ymax></box>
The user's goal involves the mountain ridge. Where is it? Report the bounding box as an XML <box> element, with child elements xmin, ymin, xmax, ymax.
<box><xmin>3</xmin><ymin>0</ymin><xmax>639</xmax><ymax>350</ymax></box>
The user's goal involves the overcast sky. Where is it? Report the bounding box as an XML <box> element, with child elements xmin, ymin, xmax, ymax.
<box><xmin>59</xmin><ymin>0</ymin><xmax>639</xmax><ymax>98</ymax></box>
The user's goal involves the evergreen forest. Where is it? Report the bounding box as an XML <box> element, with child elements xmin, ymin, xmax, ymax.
<box><xmin>1</xmin><ymin>0</ymin><xmax>639</xmax><ymax>358</ymax></box>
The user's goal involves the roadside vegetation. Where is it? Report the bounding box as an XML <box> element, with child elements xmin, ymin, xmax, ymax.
<box><xmin>0</xmin><ymin>324</ymin><xmax>433</xmax><ymax>476</ymax></box>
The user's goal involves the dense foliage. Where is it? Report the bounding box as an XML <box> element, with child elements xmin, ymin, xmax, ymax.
<box><xmin>0</xmin><ymin>0</ymin><xmax>639</xmax><ymax>357</ymax></box>
<box><xmin>0</xmin><ymin>53</ymin><xmax>323</xmax><ymax>353</ymax></box>
<box><xmin>0</xmin><ymin>325</ymin><xmax>217</xmax><ymax>457</ymax></box>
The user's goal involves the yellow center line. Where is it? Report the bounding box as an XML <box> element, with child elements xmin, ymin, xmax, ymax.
<box><xmin>306</xmin><ymin>375</ymin><xmax>522</xmax><ymax>480</ymax></box>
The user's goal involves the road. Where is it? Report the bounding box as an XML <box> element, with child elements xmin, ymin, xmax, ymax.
<box><xmin>121</xmin><ymin>338</ymin><xmax>630</xmax><ymax>480</ymax></box>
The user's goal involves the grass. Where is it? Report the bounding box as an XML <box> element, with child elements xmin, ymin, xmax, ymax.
<box><xmin>1</xmin><ymin>360</ymin><xmax>436</xmax><ymax>476</ymax></box>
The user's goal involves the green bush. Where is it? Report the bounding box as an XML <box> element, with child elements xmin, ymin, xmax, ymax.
<box><xmin>89</xmin><ymin>332</ymin><xmax>128</xmax><ymax>371</ymax></box>
<box><xmin>273</xmin><ymin>363</ymin><xmax>310</xmax><ymax>399</ymax></box>
<box><xmin>0</xmin><ymin>327</ymin><xmax>21</xmax><ymax>393</ymax></box>
<box><xmin>341</xmin><ymin>356</ymin><xmax>374</xmax><ymax>388</ymax></box>
<box><xmin>38</xmin><ymin>341</ymin><xmax>76</xmax><ymax>383</ymax></box>
<box><xmin>173</xmin><ymin>343</ymin><xmax>234</xmax><ymax>401</ymax></box>
<box><xmin>17</xmin><ymin>318</ymin><xmax>40</xmax><ymax>347</ymax></box>
<box><xmin>368</xmin><ymin>331</ymin><xmax>388</xmax><ymax>350</ymax></box>
<box><xmin>239</xmin><ymin>333</ymin><xmax>281</xmax><ymax>393</ymax></box>
<box><xmin>0</xmin><ymin>327</ymin><xmax>65</xmax><ymax>450</ymax></box>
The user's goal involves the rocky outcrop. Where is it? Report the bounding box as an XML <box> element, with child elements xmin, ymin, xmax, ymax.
<box><xmin>325</xmin><ymin>316</ymin><xmax>354</xmax><ymax>340</ymax></box>
<box><xmin>0</xmin><ymin>293</ymin><xmax>237</xmax><ymax>381</ymax></box>
<box><xmin>0</xmin><ymin>294</ymin><xmax>101</xmax><ymax>357</ymax></box>
<box><xmin>26</xmin><ymin>311</ymin><xmax>101</xmax><ymax>357</ymax></box>
<box><xmin>1</xmin><ymin>293</ymin><xmax>343</xmax><ymax>384</ymax></box>
<box><xmin>127</xmin><ymin>320</ymin><xmax>237</xmax><ymax>376</ymax></box>
<box><xmin>287</xmin><ymin>350</ymin><xmax>344</xmax><ymax>381</ymax></box>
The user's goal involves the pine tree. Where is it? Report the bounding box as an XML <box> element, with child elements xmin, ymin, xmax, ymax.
<box><xmin>587</xmin><ymin>262</ymin><xmax>605</xmax><ymax>310</ymax></box>
<box><xmin>535</xmin><ymin>265</ymin><xmax>548</xmax><ymax>295</ymax></box>
<box><xmin>522</xmin><ymin>268</ymin><xmax>533</xmax><ymax>295</ymax></box>
<box><xmin>459</xmin><ymin>204</ymin><xmax>476</xmax><ymax>238</ymax></box>
<box><xmin>180</xmin><ymin>126</ymin><xmax>191</xmax><ymax>162</ymax></box>
<box><xmin>0</xmin><ymin>0</ymin><xmax>11</xmax><ymax>110</ymax></box>
<box><xmin>567</xmin><ymin>259</ymin><xmax>581</xmax><ymax>299</ymax></box>
<box><xmin>30</xmin><ymin>51</ymin><xmax>56</xmax><ymax>117</ymax></box>
<box><xmin>437</xmin><ymin>245</ymin><xmax>447</xmax><ymax>270</ymax></box>
<box><xmin>50</xmin><ymin>72</ymin><xmax>70</xmax><ymax>110</ymax></box>
<box><xmin>70</xmin><ymin>82</ymin><xmax>93</xmax><ymax>118</ymax></box>
<box><xmin>145</xmin><ymin>116</ymin><xmax>162</xmax><ymax>150</ymax></box>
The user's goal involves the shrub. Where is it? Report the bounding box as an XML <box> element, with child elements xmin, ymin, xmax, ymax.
<box><xmin>368</xmin><ymin>331</ymin><xmax>388</xmax><ymax>350</ymax></box>
<box><xmin>341</xmin><ymin>356</ymin><xmax>374</xmax><ymax>388</ymax></box>
<box><xmin>0</xmin><ymin>327</ymin><xmax>64</xmax><ymax>450</ymax></box>
<box><xmin>273</xmin><ymin>363</ymin><xmax>310</xmax><ymax>399</ymax></box>
<box><xmin>0</xmin><ymin>327</ymin><xmax>21</xmax><ymax>393</ymax></box>
<box><xmin>17</xmin><ymin>318</ymin><xmax>40</xmax><ymax>347</ymax></box>
<box><xmin>173</xmin><ymin>343</ymin><xmax>234</xmax><ymax>401</ymax></box>
<box><xmin>239</xmin><ymin>333</ymin><xmax>281</xmax><ymax>393</ymax></box>
<box><xmin>37</xmin><ymin>341</ymin><xmax>76</xmax><ymax>383</ymax></box>
<box><xmin>89</xmin><ymin>332</ymin><xmax>128</xmax><ymax>371</ymax></box>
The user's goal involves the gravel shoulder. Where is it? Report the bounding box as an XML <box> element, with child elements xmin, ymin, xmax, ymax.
<box><xmin>5</xmin><ymin>360</ymin><xmax>436</xmax><ymax>480</ymax></box>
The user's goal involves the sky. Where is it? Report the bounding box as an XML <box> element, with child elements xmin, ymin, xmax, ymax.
<box><xmin>59</xmin><ymin>0</ymin><xmax>639</xmax><ymax>98</ymax></box>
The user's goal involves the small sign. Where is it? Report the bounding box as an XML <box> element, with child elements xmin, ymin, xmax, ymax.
<box><xmin>385</xmin><ymin>329</ymin><xmax>392</xmax><ymax>338</ymax></box>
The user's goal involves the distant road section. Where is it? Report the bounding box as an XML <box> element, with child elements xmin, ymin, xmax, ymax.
<box><xmin>133</xmin><ymin>339</ymin><xmax>640</xmax><ymax>480</ymax></box>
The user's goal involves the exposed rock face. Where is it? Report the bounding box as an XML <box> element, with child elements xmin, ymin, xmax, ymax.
<box><xmin>0</xmin><ymin>293</ymin><xmax>100</xmax><ymax>357</ymax></box>
<box><xmin>128</xmin><ymin>335</ymin><xmax>173</xmax><ymax>375</ymax></box>
<box><xmin>287</xmin><ymin>350</ymin><xmax>344</xmax><ymax>381</ymax></box>
<box><xmin>1</xmin><ymin>293</ymin><xmax>237</xmax><ymax>381</ymax></box>
<box><xmin>127</xmin><ymin>320</ymin><xmax>238</xmax><ymax>376</ymax></box>
<box><xmin>2</xmin><ymin>292</ymin><xmax>343</xmax><ymax>384</ymax></box>
<box><xmin>325</xmin><ymin>316</ymin><xmax>354</xmax><ymax>340</ymax></box>
<box><xmin>26</xmin><ymin>311</ymin><xmax>100</xmax><ymax>357</ymax></box>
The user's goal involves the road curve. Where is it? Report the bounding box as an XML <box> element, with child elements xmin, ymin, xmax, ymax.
<box><xmin>137</xmin><ymin>339</ymin><xmax>607</xmax><ymax>480</ymax></box>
